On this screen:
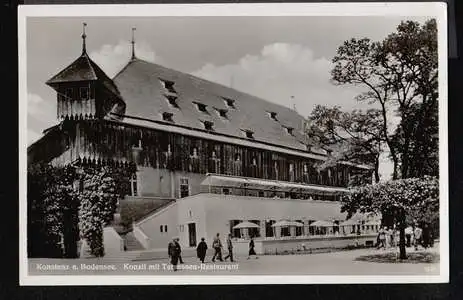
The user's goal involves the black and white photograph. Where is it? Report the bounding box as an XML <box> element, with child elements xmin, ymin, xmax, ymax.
<box><xmin>19</xmin><ymin>3</ymin><xmax>448</xmax><ymax>285</ymax></box>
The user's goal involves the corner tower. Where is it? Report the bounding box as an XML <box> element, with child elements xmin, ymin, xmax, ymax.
<box><xmin>46</xmin><ymin>23</ymin><xmax>125</xmax><ymax>121</ymax></box>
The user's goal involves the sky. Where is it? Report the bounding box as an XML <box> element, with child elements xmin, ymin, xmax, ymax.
<box><xmin>26</xmin><ymin>16</ymin><xmax>431</xmax><ymax>180</ymax></box>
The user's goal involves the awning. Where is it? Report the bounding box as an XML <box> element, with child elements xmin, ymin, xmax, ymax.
<box><xmin>201</xmin><ymin>174</ymin><xmax>349</xmax><ymax>194</ymax></box>
<box><xmin>271</xmin><ymin>220</ymin><xmax>304</xmax><ymax>227</ymax></box>
<box><xmin>233</xmin><ymin>221</ymin><xmax>260</xmax><ymax>229</ymax></box>
<box><xmin>310</xmin><ymin>220</ymin><xmax>336</xmax><ymax>227</ymax></box>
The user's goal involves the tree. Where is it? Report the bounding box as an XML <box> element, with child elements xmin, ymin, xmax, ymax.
<box><xmin>306</xmin><ymin>105</ymin><xmax>384</xmax><ymax>183</ymax></box>
<box><xmin>27</xmin><ymin>163</ymin><xmax>78</xmax><ymax>258</ymax></box>
<box><xmin>341</xmin><ymin>176</ymin><xmax>438</xmax><ymax>259</ymax></box>
<box><xmin>331</xmin><ymin>19</ymin><xmax>438</xmax><ymax>179</ymax></box>
<box><xmin>77</xmin><ymin>163</ymin><xmax>135</xmax><ymax>257</ymax></box>
<box><xmin>28</xmin><ymin>161</ymin><xmax>135</xmax><ymax>258</ymax></box>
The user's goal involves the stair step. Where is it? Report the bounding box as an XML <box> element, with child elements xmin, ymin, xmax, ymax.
<box><xmin>123</xmin><ymin>232</ymin><xmax>145</xmax><ymax>251</ymax></box>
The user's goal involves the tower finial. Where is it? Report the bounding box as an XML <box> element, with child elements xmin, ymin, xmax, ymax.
<box><xmin>82</xmin><ymin>22</ymin><xmax>87</xmax><ymax>54</ymax></box>
<box><xmin>131</xmin><ymin>27</ymin><xmax>136</xmax><ymax>60</ymax></box>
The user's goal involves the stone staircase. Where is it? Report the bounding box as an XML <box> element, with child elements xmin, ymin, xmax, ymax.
<box><xmin>122</xmin><ymin>231</ymin><xmax>145</xmax><ymax>251</ymax></box>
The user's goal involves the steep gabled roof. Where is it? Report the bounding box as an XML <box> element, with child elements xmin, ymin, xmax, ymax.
<box><xmin>46</xmin><ymin>53</ymin><xmax>120</xmax><ymax>96</ymax></box>
<box><xmin>113</xmin><ymin>58</ymin><xmax>315</xmax><ymax>154</ymax></box>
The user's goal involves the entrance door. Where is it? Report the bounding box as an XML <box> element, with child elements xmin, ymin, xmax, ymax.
<box><xmin>188</xmin><ymin>223</ymin><xmax>197</xmax><ymax>247</ymax></box>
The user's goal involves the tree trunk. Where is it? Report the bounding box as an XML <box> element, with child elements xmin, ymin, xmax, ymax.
<box><xmin>374</xmin><ymin>157</ymin><xmax>380</xmax><ymax>183</ymax></box>
<box><xmin>399</xmin><ymin>209</ymin><xmax>407</xmax><ymax>260</ymax></box>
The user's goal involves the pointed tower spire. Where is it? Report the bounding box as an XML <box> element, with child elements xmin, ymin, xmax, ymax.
<box><xmin>131</xmin><ymin>27</ymin><xmax>137</xmax><ymax>60</ymax></box>
<box><xmin>82</xmin><ymin>22</ymin><xmax>87</xmax><ymax>54</ymax></box>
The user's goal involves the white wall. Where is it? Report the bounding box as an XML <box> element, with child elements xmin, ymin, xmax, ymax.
<box><xmin>103</xmin><ymin>227</ymin><xmax>124</xmax><ymax>256</ymax></box>
<box><xmin>136</xmin><ymin>202</ymin><xmax>179</xmax><ymax>249</ymax></box>
<box><xmin>176</xmin><ymin>195</ymin><xmax>208</xmax><ymax>249</ymax></box>
<box><xmin>202</xmin><ymin>194</ymin><xmax>348</xmax><ymax>241</ymax></box>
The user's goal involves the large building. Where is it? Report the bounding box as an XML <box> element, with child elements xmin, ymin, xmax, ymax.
<box><xmin>27</xmin><ymin>27</ymin><xmax>379</xmax><ymax>256</ymax></box>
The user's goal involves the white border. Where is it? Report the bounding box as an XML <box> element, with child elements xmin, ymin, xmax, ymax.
<box><xmin>18</xmin><ymin>2</ymin><xmax>448</xmax><ymax>285</ymax></box>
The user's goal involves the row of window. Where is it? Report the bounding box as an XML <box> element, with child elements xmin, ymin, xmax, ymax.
<box><xmin>59</xmin><ymin>87</ymin><xmax>90</xmax><ymax>101</ymax></box>
<box><xmin>159</xmin><ymin>78</ymin><xmax>294</xmax><ymax>138</ymax></box>
<box><xmin>213</xmin><ymin>186</ymin><xmax>340</xmax><ymax>202</ymax></box>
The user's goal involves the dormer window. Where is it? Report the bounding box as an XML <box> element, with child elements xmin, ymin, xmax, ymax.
<box><xmin>202</xmin><ymin>120</ymin><xmax>214</xmax><ymax>131</ymax></box>
<box><xmin>214</xmin><ymin>107</ymin><xmax>228</xmax><ymax>119</ymax></box>
<box><xmin>80</xmin><ymin>87</ymin><xmax>89</xmax><ymax>101</ymax></box>
<box><xmin>164</xmin><ymin>95</ymin><xmax>179</xmax><ymax>108</ymax></box>
<box><xmin>283</xmin><ymin>125</ymin><xmax>294</xmax><ymax>135</ymax></box>
<box><xmin>222</xmin><ymin>97</ymin><xmax>236</xmax><ymax>108</ymax></box>
<box><xmin>268</xmin><ymin>111</ymin><xmax>278</xmax><ymax>121</ymax></box>
<box><xmin>241</xmin><ymin>129</ymin><xmax>254</xmax><ymax>139</ymax></box>
<box><xmin>193</xmin><ymin>101</ymin><xmax>208</xmax><ymax>113</ymax></box>
<box><xmin>162</xmin><ymin>112</ymin><xmax>173</xmax><ymax>122</ymax></box>
<box><xmin>160</xmin><ymin>79</ymin><xmax>176</xmax><ymax>94</ymax></box>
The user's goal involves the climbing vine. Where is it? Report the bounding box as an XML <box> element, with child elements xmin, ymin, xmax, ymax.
<box><xmin>28</xmin><ymin>161</ymin><xmax>135</xmax><ymax>258</ymax></box>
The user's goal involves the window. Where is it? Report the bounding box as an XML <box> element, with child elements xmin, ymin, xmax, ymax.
<box><xmin>193</xmin><ymin>101</ymin><xmax>207</xmax><ymax>113</ymax></box>
<box><xmin>130</xmin><ymin>174</ymin><xmax>138</xmax><ymax>196</ymax></box>
<box><xmin>258</xmin><ymin>191</ymin><xmax>264</xmax><ymax>197</ymax></box>
<box><xmin>215</xmin><ymin>107</ymin><xmax>228</xmax><ymax>119</ymax></box>
<box><xmin>234</xmin><ymin>153</ymin><xmax>241</xmax><ymax>162</ymax></box>
<box><xmin>160</xmin><ymin>225</ymin><xmax>163</xmax><ymax>233</ymax></box>
<box><xmin>179</xmin><ymin>225</ymin><xmax>184</xmax><ymax>232</ymax></box>
<box><xmin>180</xmin><ymin>178</ymin><xmax>189</xmax><ymax>198</ymax></box>
<box><xmin>283</xmin><ymin>125</ymin><xmax>294</xmax><ymax>135</ymax></box>
<box><xmin>268</xmin><ymin>111</ymin><xmax>278</xmax><ymax>121</ymax></box>
<box><xmin>281</xmin><ymin>227</ymin><xmax>290</xmax><ymax>237</ymax></box>
<box><xmin>65</xmin><ymin>88</ymin><xmax>73</xmax><ymax>100</ymax></box>
<box><xmin>223</xmin><ymin>188</ymin><xmax>230</xmax><ymax>195</ymax></box>
<box><xmin>202</xmin><ymin>120</ymin><xmax>214</xmax><ymax>130</ymax></box>
<box><xmin>296</xmin><ymin>220</ymin><xmax>303</xmax><ymax>236</ymax></box>
<box><xmin>162</xmin><ymin>112</ymin><xmax>173</xmax><ymax>122</ymax></box>
<box><xmin>80</xmin><ymin>87</ymin><xmax>89</xmax><ymax>100</ymax></box>
<box><xmin>164</xmin><ymin>95</ymin><xmax>179</xmax><ymax>108</ymax></box>
<box><xmin>241</xmin><ymin>129</ymin><xmax>254</xmax><ymax>139</ymax></box>
<box><xmin>222</xmin><ymin>97</ymin><xmax>236</xmax><ymax>108</ymax></box>
<box><xmin>160</xmin><ymin>79</ymin><xmax>176</xmax><ymax>94</ymax></box>
<box><xmin>164</xmin><ymin>225</ymin><xmax>168</xmax><ymax>233</ymax></box>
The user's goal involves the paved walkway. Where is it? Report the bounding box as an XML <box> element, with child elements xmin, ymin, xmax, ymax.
<box><xmin>28</xmin><ymin>245</ymin><xmax>439</xmax><ymax>276</ymax></box>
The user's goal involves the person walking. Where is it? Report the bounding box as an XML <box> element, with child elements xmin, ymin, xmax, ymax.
<box><xmin>414</xmin><ymin>225</ymin><xmax>423</xmax><ymax>251</ymax></box>
<box><xmin>247</xmin><ymin>236</ymin><xmax>258</xmax><ymax>259</ymax></box>
<box><xmin>405</xmin><ymin>226</ymin><xmax>413</xmax><ymax>247</ymax></box>
<box><xmin>175</xmin><ymin>237</ymin><xmax>184</xmax><ymax>264</ymax></box>
<box><xmin>422</xmin><ymin>223</ymin><xmax>431</xmax><ymax>249</ymax></box>
<box><xmin>224</xmin><ymin>233</ymin><xmax>234</xmax><ymax>262</ymax></box>
<box><xmin>211</xmin><ymin>233</ymin><xmax>223</xmax><ymax>262</ymax></box>
<box><xmin>377</xmin><ymin>227</ymin><xmax>386</xmax><ymax>249</ymax></box>
<box><xmin>196</xmin><ymin>237</ymin><xmax>208</xmax><ymax>263</ymax></box>
<box><xmin>168</xmin><ymin>237</ymin><xmax>181</xmax><ymax>271</ymax></box>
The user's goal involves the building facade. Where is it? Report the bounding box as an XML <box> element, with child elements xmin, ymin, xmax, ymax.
<box><xmin>28</xmin><ymin>28</ymin><xmax>377</xmax><ymax>255</ymax></box>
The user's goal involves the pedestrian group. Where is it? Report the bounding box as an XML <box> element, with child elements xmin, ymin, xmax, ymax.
<box><xmin>168</xmin><ymin>232</ymin><xmax>259</xmax><ymax>271</ymax></box>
